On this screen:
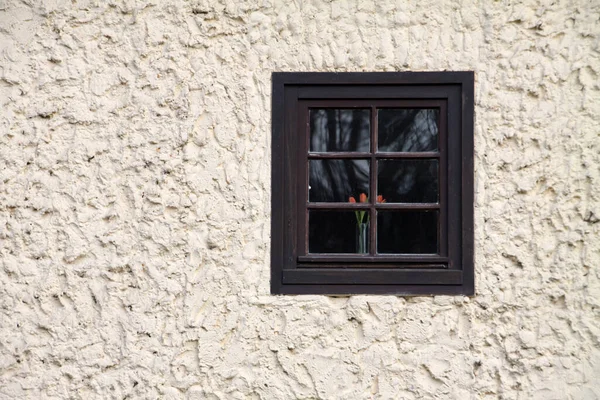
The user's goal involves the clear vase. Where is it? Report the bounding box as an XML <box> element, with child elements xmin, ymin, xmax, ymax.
<box><xmin>356</xmin><ymin>222</ymin><xmax>368</xmax><ymax>254</ymax></box>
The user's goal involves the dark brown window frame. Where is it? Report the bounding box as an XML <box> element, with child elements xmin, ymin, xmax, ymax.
<box><xmin>271</xmin><ymin>72</ymin><xmax>474</xmax><ymax>295</ymax></box>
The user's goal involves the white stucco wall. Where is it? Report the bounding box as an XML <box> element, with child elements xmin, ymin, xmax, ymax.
<box><xmin>1</xmin><ymin>0</ymin><xmax>599</xmax><ymax>398</ymax></box>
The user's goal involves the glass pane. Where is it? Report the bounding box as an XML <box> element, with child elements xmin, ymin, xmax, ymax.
<box><xmin>377</xmin><ymin>211</ymin><xmax>438</xmax><ymax>254</ymax></box>
<box><xmin>309</xmin><ymin>160</ymin><xmax>369</xmax><ymax>202</ymax></box>
<box><xmin>310</xmin><ymin>109</ymin><xmax>370</xmax><ymax>152</ymax></box>
<box><xmin>378</xmin><ymin>109</ymin><xmax>439</xmax><ymax>152</ymax></box>
<box><xmin>309</xmin><ymin>211</ymin><xmax>370</xmax><ymax>253</ymax></box>
<box><xmin>378</xmin><ymin>160</ymin><xmax>438</xmax><ymax>203</ymax></box>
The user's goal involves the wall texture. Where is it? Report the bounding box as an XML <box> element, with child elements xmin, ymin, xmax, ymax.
<box><xmin>1</xmin><ymin>0</ymin><xmax>599</xmax><ymax>398</ymax></box>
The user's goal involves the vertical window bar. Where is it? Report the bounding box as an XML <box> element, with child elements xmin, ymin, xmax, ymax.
<box><xmin>439</xmin><ymin>103</ymin><xmax>448</xmax><ymax>257</ymax></box>
<box><xmin>370</xmin><ymin>106</ymin><xmax>377</xmax><ymax>255</ymax></box>
<box><xmin>300</xmin><ymin>105</ymin><xmax>310</xmax><ymax>257</ymax></box>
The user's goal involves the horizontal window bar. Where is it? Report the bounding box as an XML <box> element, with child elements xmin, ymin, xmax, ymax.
<box><xmin>298</xmin><ymin>255</ymin><xmax>447</xmax><ymax>263</ymax></box>
<box><xmin>308</xmin><ymin>152</ymin><xmax>440</xmax><ymax>159</ymax></box>
<box><xmin>306</xmin><ymin>203</ymin><xmax>440</xmax><ymax>210</ymax></box>
<box><xmin>297</xmin><ymin>85</ymin><xmax>458</xmax><ymax>99</ymax></box>
<box><xmin>297</xmin><ymin>264</ymin><xmax>447</xmax><ymax>269</ymax></box>
<box><xmin>276</xmin><ymin>71</ymin><xmax>473</xmax><ymax>86</ymax></box>
<box><xmin>308</xmin><ymin>152</ymin><xmax>371</xmax><ymax>159</ymax></box>
<box><xmin>282</xmin><ymin>269</ymin><xmax>462</xmax><ymax>285</ymax></box>
<box><xmin>303</xmin><ymin>99</ymin><xmax>446</xmax><ymax>108</ymax></box>
<box><xmin>375</xmin><ymin>152</ymin><xmax>440</xmax><ymax>159</ymax></box>
<box><xmin>275</xmin><ymin>284</ymin><xmax>470</xmax><ymax>296</ymax></box>
<box><xmin>370</xmin><ymin>203</ymin><xmax>441</xmax><ymax>209</ymax></box>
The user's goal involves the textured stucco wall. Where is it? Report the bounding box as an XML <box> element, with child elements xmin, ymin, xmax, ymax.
<box><xmin>1</xmin><ymin>0</ymin><xmax>599</xmax><ymax>399</ymax></box>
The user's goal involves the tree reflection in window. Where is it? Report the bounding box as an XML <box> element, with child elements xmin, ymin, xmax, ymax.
<box><xmin>309</xmin><ymin>159</ymin><xmax>369</xmax><ymax>202</ymax></box>
<box><xmin>378</xmin><ymin>109</ymin><xmax>438</xmax><ymax>152</ymax></box>
<box><xmin>377</xmin><ymin>159</ymin><xmax>438</xmax><ymax>203</ymax></box>
<box><xmin>310</xmin><ymin>109</ymin><xmax>370</xmax><ymax>152</ymax></box>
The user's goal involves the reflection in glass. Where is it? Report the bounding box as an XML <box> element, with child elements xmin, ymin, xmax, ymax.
<box><xmin>309</xmin><ymin>211</ymin><xmax>369</xmax><ymax>253</ymax></box>
<box><xmin>377</xmin><ymin>211</ymin><xmax>438</xmax><ymax>254</ymax></box>
<box><xmin>378</xmin><ymin>160</ymin><xmax>438</xmax><ymax>203</ymax></box>
<box><xmin>309</xmin><ymin>160</ymin><xmax>369</xmax><ymax>202</ymax></box>
<box><xmin>378</xmin><ymin>109</ymin><xmax>439</xmax><ymax>152</ymax></box>
<box><xmin>310</xmin><ymin>109</ymin><xmax>370</xmax><ymax>152</ymax></box>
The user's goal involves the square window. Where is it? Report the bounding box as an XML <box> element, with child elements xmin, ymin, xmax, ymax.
<box><xmin>271</xmin><ymin>72</ymin><xmax>474</xmax><ymax>295</ymax></box>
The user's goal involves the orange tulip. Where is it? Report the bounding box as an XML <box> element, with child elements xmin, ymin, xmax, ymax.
<box><xmin>377</xmin><ymin>195</ymin><xmax>386</xmax><ymax>203</ymax></box>
<box><xmin>350</xmin><ymin>194</ymin><xmax>368</xmax><ymax>224</ymax></box>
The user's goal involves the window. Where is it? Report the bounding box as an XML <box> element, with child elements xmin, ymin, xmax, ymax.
<box><xmin>271</xmin><ymin>72</ymin><xmax>474</xmax><ymax>295</ymax></box>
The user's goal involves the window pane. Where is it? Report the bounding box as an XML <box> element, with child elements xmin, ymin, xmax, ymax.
<box><xmin>378</xmin><ymin>160</ymin><xmax>438</xmax><ymax>203</ymax></box>
<box><xmin>309</xmin><ymin>160</ymin><xmax>369</xmax><ymax>202</ymax></box>
<box><xmin>310</xmin><ymin>109</ymin><xmax>370</xmax><ymax>152</ymax></box>
<box><xmin>377</xmin><ymin>211</ymin><xmax>438</xmax><ymax>254</ymax></box>
<box><xmin>378</xmin><ymin>109</ymin><xmax>439</xmax><ymax>152</ymax></box>
<box><xmin>309</xmin><ymin>210</ymin><xmax>370</xmax><ymax>253</ymax></box>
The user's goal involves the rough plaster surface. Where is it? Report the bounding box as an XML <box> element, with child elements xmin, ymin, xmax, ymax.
<box><xmin>0</xmin><ymin>0</ymin><xmax>599</xmax><ymax>398</ymax></box>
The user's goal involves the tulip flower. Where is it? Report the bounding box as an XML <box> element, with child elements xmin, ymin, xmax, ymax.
<box><xmin>349</xmin><ymin>193</ymin><xmax>370</xmax><ymax>253</ymax></box>
<box><xmin>349</xmin><ymin>193</ymin><xmax>370</xmax><ymax>224</ymax></box>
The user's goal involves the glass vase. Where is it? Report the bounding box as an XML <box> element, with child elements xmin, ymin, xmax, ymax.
<box><xmin>356</xmin><ymin>222</ymin><xmax>368</xmax><ymax>254</ymax></box>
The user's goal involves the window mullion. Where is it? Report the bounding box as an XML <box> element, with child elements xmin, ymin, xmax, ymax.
<box><xmin>439</xmin><ymin>101</ymin><xmax>448</xmax><ymax>257</ymax></box>
<box><xmin>369</xmin><ymin>106</ymin><xmax>377</xmax><ymax>255</ymax></box>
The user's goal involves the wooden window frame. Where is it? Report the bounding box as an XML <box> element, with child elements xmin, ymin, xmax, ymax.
<box><xmin>271</xmin><ymin>72</ymin><xmax>474</xmax><ymax>295</ymax></box>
